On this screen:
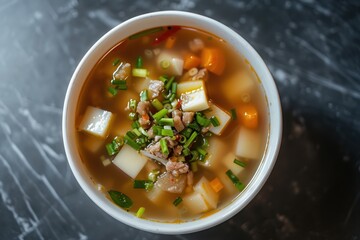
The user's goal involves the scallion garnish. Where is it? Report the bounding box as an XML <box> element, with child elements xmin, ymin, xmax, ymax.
<box><xmin>171</xmin><ymin>82</ymin><xmax>177</xmax><ymax>94</ymax></box>
<box><xmin>129</xmin><ymin>27</ymin><xmax>163</xmax><ymax>40</ymax></box>
<box><xmin>190</xmin><ymin>161</ymin><xmax>198</xmax><ymax>172</ymax></box>
<box><xmin>138</xmin><ymin>127</ymin><xmax>148</xmax><ymax>137</ymax></box>
<box><xmin>131</xmin><ymin>121</ymin><xmax>140</xmax><ymax>129</ymax></box>
<box><xmin>108</xmin><ymin>190</ymin><xmax>133</xmax><ymax>209</ymax></box>
<box><xmin>159</xmin><ymin>75</ymin><xmax>168</xmax><ymax>82</ymax></box>
<box><xmin>159</xmin><ymin>118</ymin><xmax>174</xmax><ymax>126</ymax></box>
<box><xmin>160</xmin><ymin>138</ymin><xmax>169</xmax><ymax>155</ymax></box>
<box><xmin>151</xmin><ymin>99</ymin><xmax>163</xmax><ymax>111</ymax></box>
<box><xmin>165</xmin><ymin>76</ymin><xmax>175</xmax><ymax>91</ymax></box>
<box><xmin>112</xmin><ymin>58</ymin><xmax>120</xmax><ymax>66</ymax></box>
<box><xmin>133</xmin><ymin>180</ymin><xmax>153</xmax><ymax>189</ymax></box>
<box><xmin>124</xmin><ymin>135</ymin><xmax>141</xmax><ymax>150</ymax></box>
<box><xmin>196</xmin><ymin>147</ymin><xmax>207</xmax><ymax>157</ymax></box>
<box><xmin>230</xmin><ymin>108</ymin><xmax>237</xmax><ymax>120</ymax></box>
<box><xmin>128</xmin><ymin>112</ymin><xmax>137</xmax><ymax>121</ymax></box>
<box><xmin>181</xmin><ymin>127</ymin><xmax>193</xmax><ymax>138</ymax></box>
<box><xmin>105</xmin><ymin>143</ymin><xmax>117</xmax><ymax>156</ymax></box>
<box><xmin>190</xmin><ymin>150</ymin><xmax>199</xmax><ymax>162</ymax></box>
<box><xmin>136</xmin><ymin>207</ymin><xmax>145</xmax><ymax>218</ymax></box>
<box><xmin>108</xmin><ymin>87</ymin><xmax>118</xmax><ymax>96</ymax></box>
<box><xmin>153</xmin><ymin>109</ymin><xmax>168</xmax><ymax>122</ymax></box>
<box><xmin>132</xmin><ymin>128</ymin><xmax>142</xmax><ymax>137</ymax></box>
<box><xmin>182</xmin><ymin>147</ymin><xmax>191</xmax><ymax>156</ymax></box>
<box><xmin>173</xmin><ymin>197</ymin><xmax>183</xmax><ymax>206</ymax></box>
<box><xmin>152</xmin><ymin>125</ymin><xmax>162</xmax><ymax>135</ymax></box>
<box><xmin>148</xmin><ymin>169</ymin><xmax>160</xmax><ymax>182</ymax></box>
<box><xmin>188</xmin><ymin>122</ymin><xmax>201</xmax><ymax>132</ymax></box>
<box><xmin>111</xmin><ymin>79</ymin><xmax>127</xmax><ymax>86</ymax></box>
<box><xmin>161</xmin><ymin>128</ymin><xmax>174</xmax><ymax>137</ymax></box>
<box><xmin>183</xmin><ymin>131</ymin><xmax>198</xmax><ymax>148</ymax></box>
<box><xmin>132</xmin><ymin>68</ymin><xmax>148</xmax><ymax>78</ymax></box>
<box><xmin>129</xmin><ymin>99</ymin><xmax>137</xmax><ymax>111</ymax></box>
<box><xmin>140</xmin><ymin>90</ymin><xmax>148</xmax><ymax>101</ymax></box>
<box><xmin>234</xmin><ymin>159</ymin><xmax>246</xmax><ymax>167</ymax></box>
<box><xmin>195</xmin><ymin>113</ymin><xmax>211</xmax><ymax>127</ymax></box>
<box><xmin>210</xmin><ymin>116</ymin><xmax>220</xmax><ymax>127</ymax></box>
<box><xmin>225</xmin><ymin>170</ymin><xmax>245</xmax><ymax>191</ymax></box>
<box><xmin>169</xmin><ymin>93</ymin><xmax>176</xmax><ymax>102</ymax></box>
<box><xmin>136</xmin><ymin>56</ymin><xmax>143</xmax><ymax>68</ymax></box>
<box><xmin>179</xmin><ymin>135</ymin><xmax>187</xmax><ymax>144</ymax></box>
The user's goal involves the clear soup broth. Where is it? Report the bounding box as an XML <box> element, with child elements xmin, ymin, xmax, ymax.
<box><xmin>75</xmin><ymin>26</ymin><xmax>269</xmax><ymax>222</ymax></box>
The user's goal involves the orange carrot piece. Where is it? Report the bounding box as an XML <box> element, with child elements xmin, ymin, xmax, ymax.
<box><xmin>238</xmin><ymin>103</ymin><xmax>258</xmax><ymax>129</ymax></box>
<box><xmin>210</xmin><ymin>178</ymin><xmax>224</xmax><ymax>193</ymax></box>
<box><xmin>165</xmin><ymin>36</ymin><xmax>176</xmax><ymax>49</ymax></box>
<box><xmin>183</xmin><ymin>54</ymin><xmax>201</xmax><ymax>70</ymax></box>
<box><xmin>200</xmin><ymin>48</ymin><xmax>225</xmax><ymax>75</ymax></box>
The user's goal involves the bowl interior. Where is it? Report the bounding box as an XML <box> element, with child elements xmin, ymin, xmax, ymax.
<box><xmin>62</xmin><ymin>11</ymin><xmax>282</xmax><ymax>234</ymax></box>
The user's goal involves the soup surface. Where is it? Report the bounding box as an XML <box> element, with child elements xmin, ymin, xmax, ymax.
<box><xmin>75</xmin><ymin>26</ymin><xmax>269</xmax><ymax>222</ymax></box>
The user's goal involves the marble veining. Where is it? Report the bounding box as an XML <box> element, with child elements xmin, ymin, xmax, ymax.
<box><xmin>0</xmin><ymin>0</ymin><xmax>359</xmax><ymax>239</ymax></box>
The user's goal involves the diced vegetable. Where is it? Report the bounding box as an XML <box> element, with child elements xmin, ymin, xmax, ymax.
<box><xmin>193</xmin><ymin>177</ymin><xmax>219</xmax><ymax>209</ymax></box>
<box><xmin>236</xmin><ymin>127</ymin><xmax>261</xmax><ymax>160</ymax></box>
<box><xmin>157</xmin><ymin>52</ymin><xmax>184</xmax><ymax>76</ymax></box>
<box><xmin>146</xmin><ymin>184</ymin><xmax>167</xmax><ymax>204</ymax></box>
<box><xmin>225</xmin><ymin>170</ymin><xmax>245</xmax><ymax>191</ymax></box>
<box><xmin>177</xmin><ymin>80</ymin><xmax>204</xmax><ymax>96</ymax></box>
<box><xmin>238</xmin><ymin>103</ymin><xmax>258</xmax><ymax>129</ymax></box>
<box><xmin>230</xmin><ymin>108</ymin><xmax>237</xmax><ymax>120</ymax></box>
<box><xmin>183</xmin><ymin>54</ymin><xmax>201</xmax><ymax>70</ymax></box>
<box><xmin>234</xmin><ymin>159</ymin><xmax>246</xmax><ymax>168</ymax></box>
<box><xmin>136</xmin><ymin>207</ymin><xmax>145</xmax><ymax>218</ymax></box>
<box><xmin>112</xmin><ymin>144</ymin><xmax>148</xmax><ymax>179</ymax></box>
<box><xmin>108</xmin><ymin>190</ymin><xmax>133</xmax><ymax>209</ymax></box>
<box><xmin>112</xmin><ymin>58</ymin><xmax>120</xmax><ymax>66</ymax></box>
<box><xmin>209</xmin><ymin>178</ymin><xmax>224</xmax><ymax>193</ymax></box>
<box><xmin>182</xmin><ymin>191</ymin><xmax>210</xmax><ymax>215</ymax></box>
<box><xmin>173</xmin><ymin>197</ymin><xmax>183</xmax><ymax>206</ymax></box>
<box><xmin>223</xmin><ymin>152</ymin><xmax>245</xmax><ymax>176</ymax></box>
<box><xmin>180</xmin><ymin>87</ymin><xmax>209</xmax><ymax>112</ymax></box>
<box><xmin>132</xmin><ymin>68</ymin><xmax>148</xmax><ymax>78</ymax></box>
<box><xmin>79</xmin><ymin>106</ymin><xmax>113</xmax><ymax>138</ymax></box>
<box><xmin>201</xmin><ymin>48</ymin><xmax>225</xmax><ymax>75</ymax></box>
<box><xmin>204</xmin><ymin>103</ymin><xmax>231</xmax><ymax>135</ymax></box>
<box><xmin>160</xmin><ymin>138</ymin><xmax>169</xmax><ymax>155</ymax></box>
<box><xmin>221</xmin><ymin>70</ymin><xmax>255</xmax><ymax>103</ymax></box>
<box><xmin>153</xmin><ymin>109</ymin><xmax>168</xmax><ymax>122</ymax></box>
<box><xmin>198</xmin><ymin>136</ymin><xmax>225</xmax><ymax>169</ymax></box>
<box><xmin>165</xmin><ymin>36</ymin><xmax>176</xmax><ymax>49</ymax></box>
<box><xmin>151</xmin><ymin>99</ymin><xmax>163</xmax><ymax>111</ymax></box>
<box><xmin>136</xmin><ymin>56</ymin><xmax>143</xmax><ymax>68</ymax></box>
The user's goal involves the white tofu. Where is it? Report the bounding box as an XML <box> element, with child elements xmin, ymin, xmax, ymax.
<box><xmin>223</xmin><ymin>152</ymin><xmax>245</xmax><ymax>176</ymax></box>
<box><xmin>204</xmin><ymin>103</ymin><xmax>231</xmax><ymax>135</ymax></box>
<box><xmin>177</xmin><ymin>80</ymin><xmax>204</xmax><ymax>96</ymax></box>
<box><xmin>79</xmin><ymin>106</ymin><xmax>113</xmax><ymax>138</ymax></box>
<box><xmin>180</xmin><ymin>88</ymin><xmax>209</xmax><ymax>112</ymax></box>
<box><xmin>157</xmin><ymin>52</ymin><xmax>184</xmax><ymax>76</ymax></box>
<box><xmin>236</xmin><ymin>127</ymin><xmax>261</xmax><ymax>160</ymax></box>
<box><xmin>221</xmin><ymin>70</ymin><xmax>256</xmax><ymax>103</ymax></box>
<box><xmin>112</xmin><ymin>145</ymin><xmax>147</xmax><ymax>179</ymax></box>
<box><xmin>193</xmin><ymin>177</ymin><xmax>219</xmax><ymax>209</ymax></box>
<box><xmin>182</xmin><ymin>191</ymin><xmax>210</xmax><ymax>215</ymax></box>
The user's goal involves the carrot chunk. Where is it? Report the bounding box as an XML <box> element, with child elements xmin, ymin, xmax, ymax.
<box><xmin>209</xmin><ymin>178</ymin><xmax>224</xmax><ymax>193</ymax></box>
<box><xmin>183</xmin><ymin>54</ymin><xmax>201</xmax><ymax>70</ymax></box>
<box><xmin>238</xmin><ymin>104</ymin><xmax>258</xmax><ymax>129</ymax></box>
<box><xmin>200</xmin><ymin>48</ymin><xmax>225</xmax><ymax>75</ymax></box>
<box><xmin>165</xmin><ymin>36</ymin><xmax>176</xmax><ymax>49</ymax></box>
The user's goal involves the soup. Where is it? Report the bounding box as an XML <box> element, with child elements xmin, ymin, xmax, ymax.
<box><xmin>75</xmin><ymin>26</ymin><xmax>269</xmax><ymax>222</ymax></box>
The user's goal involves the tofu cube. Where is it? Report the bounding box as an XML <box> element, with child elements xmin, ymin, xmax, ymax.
<box><xmin>79</xmin><ymin>106</ymin><xmax>113</xmax><ymax>138</ymax></box>
<box><xmin>112</xmin><ymin>145</ymin><xmax>147</xmax><ymax>179</ymax></box>
<box><xmin>180</xmin><ymin>87</ymin><xmax>209</xmax><ymax>112</ymax></box>
<box><xmin>204</xmin><ymin>103</ymin><xmax>231</xmax><ymax>135</ymax></box>
<box><xmin>236</xmin><ymin>127</ymin><xmax>261</xmax><ymax>160</ymax></box>
<box><xmin>182</xmin><ymin>191</ymin><xmax>210</xmax><ymax>215</ymax></box>
<box><xmin>193</xmin><ymin>177</ymin><xmax>219</xmax><ymax>209</ymax></box>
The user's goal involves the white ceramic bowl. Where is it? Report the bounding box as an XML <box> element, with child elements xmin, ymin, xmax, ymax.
<box><xmin>62</xmin><ymin>11</ymin><xmax>282</xmax><ymax>234</ymax></box>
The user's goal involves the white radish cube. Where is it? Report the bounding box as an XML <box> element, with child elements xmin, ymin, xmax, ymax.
<box><xmin>79</xmin><ymin>106</ymin><xmax>113</xmax><ymax>138</ymax></box>
<box><xmin>132</xmin><ymin>78</ymin><xmax>150</xmax><ymax>94</ymax></box>
<box><xmin>221</xmin><ymin>70</ymin><xmax>255</xmax><ymax>103</ymax></box>
<box><xmin>223</xmin><ymin>152</ymin><xmax>245</xmax><ymax>176</ymax></box>
<box><xmin>182</xmin><ymin>191</ymin><xmax>210</xmax><ymax>215</ymax></box>
<box><xmin>218</xmin><ymin>172</ymin><xmax>238</xmax><ymax>195</ymax></box>
<box><xmin>236</xmin><ymin>127</ymin><xmax>261</xmax><ymax>160</ymax></box>
<box><xmin>180</xmin><ymin>88</ymin><xmax>209</xmax><ymax>112</ymax></box>
<box><xmin>199</xmin><ymin>136</ymin><xmax>226</xmax><ymax>169</ymax></box>
<box><xmin>112</xmin><ymin>145</ymin><xmax>147</xmax><ymax>179</ymax></box>
<box><xmin>193</xmin><ymin>177</ymin><xmax>219</xmax><ymax>209</ymax></box>
<box><xmin>146</xmin><ymin>185</ymin><xmax>167</xmax><ymax>204</ymax></box>
<box><xmin>204</xmin><ymin>103</ymin><xmax>231</xmax><ymax>135</ymax></box>
<box><xmin>157</xmin><ymin>52</ymin><xmax>184</xmax><ymax>76</ymax></box>
<box><xmin>177</xmin><ymin>80</ymin><xmax>204</xmax><ymax>96</ymax></box>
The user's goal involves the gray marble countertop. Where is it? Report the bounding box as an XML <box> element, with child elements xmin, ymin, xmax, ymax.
<box><xmin>0</xmin><ymin>0</ymin><xmax>359</xmax><ymax>239</ymax></box>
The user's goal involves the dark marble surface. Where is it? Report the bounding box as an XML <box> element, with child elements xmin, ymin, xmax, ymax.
<box><xmin>0</xmin><ymin>0</ymin><xmax>359</xmax><ymax>239</ymax></box>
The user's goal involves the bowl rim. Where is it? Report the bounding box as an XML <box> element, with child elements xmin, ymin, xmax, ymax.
<box><xmin>62</xmin><ymin>10</ymin><xmax>282</xmax><ymax>234</ymax></box>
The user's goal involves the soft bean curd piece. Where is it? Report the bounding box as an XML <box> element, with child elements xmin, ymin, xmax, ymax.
<box><xmin>204</xmin><ymin>103</ymin><xmax>231</xmax><ymax>135</ymax></box>
<box><xmin>112</xmin><ymin>144</ymin><xmax>148</xmax><ymax>179</ymax></box>
<box><xmin>236</xmin><ymin>127</ymin><xmax>261</xmax><ymax>160</ymax></box>
<box><xmin>79</xmin><ymin>106</ymin><xmax>113</xmax><ymax>138</ymax></box>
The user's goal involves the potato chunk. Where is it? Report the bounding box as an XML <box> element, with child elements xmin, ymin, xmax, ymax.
<box><xmin>79</xmin><ymin>106</ymin><xmax>113</xmax><ymax>138</ymax></box>
<box><xmin>112</xmin><ymin>145</ymin><xmax>147</xmax><ymax>179</ymax></box>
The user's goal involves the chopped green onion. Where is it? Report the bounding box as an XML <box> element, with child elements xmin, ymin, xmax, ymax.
<box><xmin>116</xmin><ymin>84</ymin><xmax>127</xmax><ymax>90</ymax></box>
<box><xmin>161</xmin><ymin>60</ymin><xmax>170</xmax><ymax>69</ymax></box>
<box><xmin>160</xmin><ymin>138</ymin><xmax>169</xmax><ymax>155</ymax></box>
<box><xmin>136</xmin><ymin>56</ymin><xmax>143</xmax><ymax>68</ymax></box>
<box><xmin>196</xmin><ymin>147</ymin><xmax>207</xmax><ymax>157</ymax></box>
<box><xmin>129</xmin><ymin>99</ymin><xmax>137</xmax><ymax>111</ymax></box>
<box><xmin>132</xmin><ymin>68</ymin><xmax>148</xmax><ymax>77</ymax></box>
<box><xmin>136</xmin><ymin>207</ymin><xmax>145</xmax><ymax>218</ymax></box>
<box><xmin>129</xmin><ymin>27</ymin><xmax>163</xmax><ymax>39</ymax></box>
<box><xmin>179</xmin><ymin>135</ymin><xmax>187</xmax><ymax>144</ymax></box>
<box><xmin>163</xmin><ymin>103</ymin><xmax>172</xmax><ymax>110</ymax></box>
<box><xmin>225</xmin><ymin>170</ymin><xmax>245</xmax><ymax>191</ymax></box>
<box><xmin>124</xmin><ymin>135</ymin><xmax>141</xmax><ymax>150</ymax></box>
<box><xmin>134</xmin><ymin>180</ymin><xmax>153</xmax><ymax>189</ymax></box>
<box><xmin>152</xmin><ymin>125</ymin><xmax>162</xmax><ymax>135</ymax></box>
<box><xmin>111</xmin><ymin>79</ymin><xmax>127</xmax><ymax>86</ymax></box>
<box><xmin>108</xmin><ymin>190</ymin><xmax>133</xmax><ymax>209</ymax></box>
<box><xmin>112</xmin><ymin>58</ymin><xmax>120</xmax><ymax>66</ymax></box>
<box><xmin>184</xmin><ymin>131</ymin><xmax>198</xmax><ymax>148</ymax></box>
<box><xmin>195</xmin><ymin>113</ymin><xmax>211</xmax><ymax>127</ymax></box>
<box><xmin>132</xmin><ymin>128</ymin><xmax>142</xmax><ymax>137</ymax></box>
<box><xmin>210</xmin><ymin>116</ymin><xmax>220</xmax><ymax>127</ymax></box>
<box><xmin>153</xmin><ymin>109</ymin><xmax>168</xmax><ymax>122</ymax></box>
<box><xmin>181</xmin><ymin>128</ymin><xmax>193</xmax><ymax>138</ymax></box>
<box><xmin>165</xmin><ymin>76</ymin><xmax>175</xmax><ymax>91</ymax></box>
<box><xmin>161</xmin><ymin>128</ymin><xmax>174</xmax><ymax>136</ymax></box>
<box><xmin>162</xmin><ymin>99</ymin><xmax>170</xmax><ymax>104</ymax></box>
<box><xmin>173</xmin><ymin>197</ymin><xmax>183</xmax><ymax>206</ymax></box>
<box><xmin>190</xmin><ymin>161</ymin><xmax>198</xmax><ymax>172</ymax></box>
<box><xmin>140</xmin><ymin>90</ymin><xmax>148</xmax><ymax>101</ymax></box>
<box><xmin>138</xmin><ymin>127</ymin><xmax>148</xmax><ymax>137</ymax></box>
<box><xmin>108</xmin><ymin>87</ymin><xmax>118</xmax><ymax>96</ymax></box>
<box><xmin>169</xmin><ymin>93</ymin><xmax>176</xmax><ymax>102</ymax></box>
<box><xmin>188</xmin><ymin>122</ymin><xmax>201</xmax><ymax>132</ymax></box>
<box><xmin>190</xmin><ymin>150</ymin><xmax>199</xmax><ymax>162</ymax></box>
<box><xmin>131</xmin><ymin>121</ymin><xmax>140</xmax><ymax>129</ymax></box>
<box><xmin>148</xmin><ymin>169</ymin><xmax>160</xmax><ymax>182</ymax></box>
<box><xmin>171</xmin><ymin>82</ymin><xmax>177</xmax><ymax>94</ymax></box>
<box><xmin>234</xmin><ymin>159</ymin><xmax>246</xmax><ymax>167</ymax></box>
<box><xmin>159</xmin><ymin>118</ymin><xmax>174</xmax><ymax>126</ymax></box>
<box><xmin>162</xmin><ymin>91</ymin><xmax>172</xmax><ymax>99</ymax></box>
<box><xmin>106</xmin><ymin>143</ymin><xmax>117</xmax><ymax>156</ymax></box>
<box><xmin>230</xmin><ymin>108</ymin><xmax>237</xmax><ymax>120</ymax></box>
<box><xmin>182</xmin><ymin>147</ymin><xmax>191</xmax><ymax>156</ymax></box>
<box><xmin>151</xmin><ymin>99</ymin><xmax>163</xmax><ymax>111</ymax></box>
<box><xmin>159</xmin><ymin>75</ymin><xmax>168</xmax><ymax>82</ymax></box>
<box><xmin>128</xmin><ymin>112</ymin><xmax>137</xmax><ymax>121</ymax></box>
<box><xmin>202</xmin><ymin>137</ymin><xmax>209</xmax><ymax>148</ymax></box>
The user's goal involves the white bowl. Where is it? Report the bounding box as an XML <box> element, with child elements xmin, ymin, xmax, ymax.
<box><xmin>62</xmin><ymin>11</ymin><xmax>282</xmax><ymax>234</ymax></box>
